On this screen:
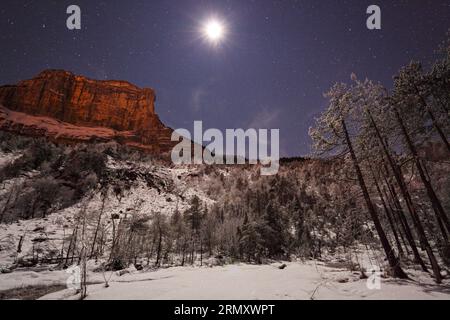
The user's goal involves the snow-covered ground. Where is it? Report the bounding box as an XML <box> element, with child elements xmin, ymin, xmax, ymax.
<box><xmin>23</xmin><ymin>261</ymin><xmax>448</xmax><ymax>300</ymax></box>
<box><xmin>2</xmin><ymin>259</ymin><xmax>448</xmax><ymax>300</ymax></box>
<box><xmin>0</xmin><ymin>106</ymin><xmax>135</xmax><ymax>142</ymax></box>
<box><xmin>0</xmin><ymin>151</ymin><xmax>21</xmax><ymax>168</ymax></box>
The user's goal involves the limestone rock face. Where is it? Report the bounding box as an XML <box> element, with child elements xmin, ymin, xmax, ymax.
<box><xmin>0</xmin><ymin>70</ymin><xmax>175</xmax><ymax>153</ymax></box>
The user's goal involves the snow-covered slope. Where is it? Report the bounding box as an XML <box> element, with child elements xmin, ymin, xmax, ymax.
<box><xmin>0</xmin><ymin>154</ymin><xmax>215</xmax><ymax>271</ymax></box>
<box><xmin>0</xmin><ymin>105</ymin><xmax>135</xmax><ymax>142</ymax></box>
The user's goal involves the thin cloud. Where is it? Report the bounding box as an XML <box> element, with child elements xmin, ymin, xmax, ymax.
<box><xmin>191</xmin><ymin>87</ymin><xmax>207</xmax><ymax>112</ymax></box>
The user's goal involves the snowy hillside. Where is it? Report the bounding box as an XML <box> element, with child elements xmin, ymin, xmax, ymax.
<box><xmin>0</xmin><ymin>133</ymin><xmax>449</xmax><ymax>300</ymax></box>
<box><xmin>0</xmin><ymin>148</ymin><xmax>215</xmax><ymax>270</ymax></box>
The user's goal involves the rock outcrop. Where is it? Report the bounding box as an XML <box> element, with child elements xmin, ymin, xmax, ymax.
<box><xmin>0</xmin><ymin>70</ymin><xmax>175</xmax><ymax>153</ymax></box>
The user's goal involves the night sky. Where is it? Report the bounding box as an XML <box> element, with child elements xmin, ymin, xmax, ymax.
<box><xmin>1</xmin><ymin>0</ymin><xmax>449</xmax><ymax>157</ymax></box>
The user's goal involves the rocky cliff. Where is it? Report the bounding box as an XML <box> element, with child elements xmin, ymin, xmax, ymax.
<box><xmin>0</xmin><ymin>70</ymin><xmax>175</xmax><ymax>153</ymax></box>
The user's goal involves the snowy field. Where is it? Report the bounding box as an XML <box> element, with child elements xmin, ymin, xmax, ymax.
<box><xmin>0</xmin><ymin>261</ymin><xmax>448</xmax><ymax>300</ymax></box>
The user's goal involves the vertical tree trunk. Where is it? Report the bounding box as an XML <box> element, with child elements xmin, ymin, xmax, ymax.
<box><xmin>108</xmin><ymin>218</ymin><xmax>117</xmax><ymax>263</ymax></box>
<box><xmin>155</xmin><ymin>224</ymin><xmax>163</xmax><ymax>267</ymax></box>
<box><xmin>200</xmin><ymin>237</ymin><xmax>203</xmax><ymax>267</ymax></box>
<box><xmin>190</xmin><ymin>234</ymin><xmax>195</xmax><ymax>265</ymax></box>
<box><xmin>89</xmin><ymin>197</ymin><xmax>105</xmax><ymax>259</ymax></box>
<box><xmin>79</xmin><ymin>204</ymin><xmax>88</xmax><ymax>300</ymax></box>
<box><xmin>60</xmin><ymin>228</ymin><xmax>65</xmax><ymax>263</ymax></box>
<box><xmin>30</xmin><ymin>198</ymin><xmax>37</xmax><ymax>219</ymax></box>
<box><xmin>148</xmin><ymin>233</ymin><xmax>157</xmax><ymax>264</ymax></box>
<box><xmin>181</xmin><ymin>239</ymin><xmax>187</xmax><ymax>266</ymax></box>
<box><xmin>65</xmin><ymin>222</ymin><xmax>79</xmax><ymax>266</ymax></box>
<box><xmin>341</xmin><ymin>119</ymin><xmax>407</xmax><ymax>279</ymax></box>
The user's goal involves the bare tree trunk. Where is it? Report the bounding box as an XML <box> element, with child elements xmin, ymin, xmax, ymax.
<box><xmin>125</xmin><ymin>232</ymin><xmax>134</xmax><ymax>266</ymax></box>
<box><xmin>181</xmin><ymin>238</ymin><xmax>187</xmax><ymax>266</ymax></box>
<box><xmin>29</xmin><ymin>197</ymin><xmax>37</xmax><ymax>219</ymax></box>
<box><xmin>421</xmin><ymin>159</ymin><xmax>449</xmax><ymax>243</ymax></box>
<box><xmin>190</xmin><ymin>234</ymin><xmax>195</xmax><ymax>265</ymax></box>
<box><xmin>108</xmin><ymin>218</ymin><xmax>118</xmax><ymax>263</ymax></box>
<box><xmin>341</xmin><ymin>119</ymin><xmax>407</xmax><ymax>279</ymax></box>
<box><xmin>155</xmin><ymin>224</ymin><xmax>163</xmax><ymax>267</ymax></box>
<box><xmin>369</xmin><ymin>110</ymin><xmax>441</xmax><ymax>282</ymax></box>
<box><xmin>427</xmin><ymin>108</ymin><xmax>450</xmax><ymax>152</ymax></box>
<box><xmin>89</xmin><ymin>195</ymin><xmax>106</xmax><ymax>259</ymax></box>
<box><xmin>383</xmin><ymin>173</ymin><xmax>428</xmax><ymax>269</ymax></box>
<box><xmin>381</xmin><ymin>185</ymin><xmax>410</xmax><ymax>255</ymax></box>
<box><xmin>80</xmin><ymin>236</ymin><xmax>87</xmax><ymax>299</ymax></box>
<box><xmin>65</xmin><ymin>222</ymin><xmax>79</xmax><ymax>266</ymax></box>
<box><xmin>371</xmin><ymin>169</ymin><xmax>404</xmax><ymax>256</ymax></box>
<box><xmin>98</xmin><ymin>230</ymin><xmax>105</xmax><ymax>259</ymax></box>
<box><xmin>394</xmin><ymin>109</ymin><xmax>450</xmax><ymax>237</ymax></box>
<box><xmin>17</xmin><ymin>236</ymin><xmax>24</xmax><ymax>253</ymax></box>
<box><xmin>79</xmin><ymin>201</ymin><xmax>89</xmax><ymax>300</ymax></box>
<box><xmin>148</xmin><ymin>234</ymin><xmax>157</xmax><ymax>264</ymax></box>
<box><xmin>60</xmin><ymin>228</ymin><xmax>65</xmax><ymax>263</ymax></box>
<box><xmin>200</xmin><ymin>237</ymin><xmax>203</xmax><ymax>267</ymax></box>
<box><xmin>414</xmin><ymin>87</ymin><xmax>450</xmax><ymax>152</ymax></box>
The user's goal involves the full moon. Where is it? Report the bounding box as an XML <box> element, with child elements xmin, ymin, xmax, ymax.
<box><xmin>203</xmin><ymin>20</ymin><xmax>225</xmax><ymax>43</ymax></box>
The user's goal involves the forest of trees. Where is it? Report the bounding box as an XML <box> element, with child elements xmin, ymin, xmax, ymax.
<box><xmin>310</xmin><ymin>38</ymin><xmax>449</xmax><ymax>282</ymax></box>
<box><xmin>74</xmin><ymin>35</ymin><xmax>449</xmax><ymax>284</ymax></box>
<box><xmin>54</xmin><ymin>163</ymin><xmax>365</xmax><ymax>274</ymax></box>
<box><xmin>0</xmin><ymin>132</ymin><xmax>369</xmax><ymax>275</ymax></box>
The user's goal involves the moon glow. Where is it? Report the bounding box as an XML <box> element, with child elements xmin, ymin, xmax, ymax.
<box><xmin>203</xmin><ymin>19</ymin><xmax>225</xmax><ymax>44</ymax></box>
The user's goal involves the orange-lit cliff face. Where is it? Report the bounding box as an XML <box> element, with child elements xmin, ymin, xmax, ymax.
<box><xmin>0</xmin><ymin>70</ymin><xmax>176</xmax><ymax>153</ymax></box>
